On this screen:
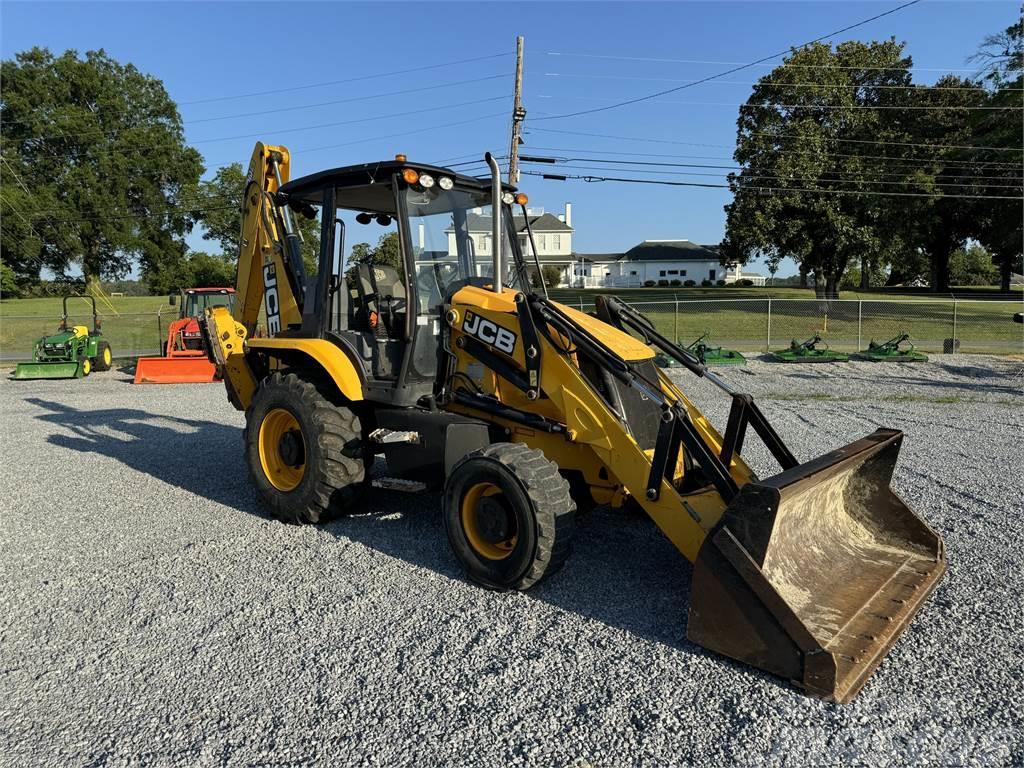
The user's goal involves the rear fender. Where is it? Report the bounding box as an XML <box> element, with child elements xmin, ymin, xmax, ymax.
<box><xmin>247</xmin><ymin>337</ymin><xmax>365</xmax><ymax>404</ymax></box>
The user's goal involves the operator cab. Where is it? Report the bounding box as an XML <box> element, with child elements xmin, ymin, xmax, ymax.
<box><xmin>278</xmin><ymin>158</ymin><xmax>530</xmax><ymax>406</ymax></box>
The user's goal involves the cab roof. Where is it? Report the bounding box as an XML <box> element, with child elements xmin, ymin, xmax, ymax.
<box><xmin>279</xmin><ymin>159</ymin><xmax>515</xmax><ymax>205</ymax></box>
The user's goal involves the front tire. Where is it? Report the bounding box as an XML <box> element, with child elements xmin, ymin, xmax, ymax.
<box><xmin>444</xmin><ymin>443</ymin><xmax>575</xmax><ymax>591</ymax></box>
<box><xmin>245</xmin><ymin>371</ymin><xmax>367</xmax><ymax>524</ymax></box>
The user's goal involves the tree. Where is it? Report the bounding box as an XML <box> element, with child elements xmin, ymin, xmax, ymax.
<box><xmin>949</xmin><ymin>243</ymin><xmax>999</xmax><ymax>286</ymax></box>
<box><xmin>899</xmin><ymin>75</ymin><xmax>988</xmax><ymax>291</ymax></box>
<box><xmin>0</xmin><ymin>48</ymin><xmax>203</xmax><ymax>290</ymax></box>
<box><xmin>968</xmin><ymin>14</ymin><xmax>1023</xmax><ymax>291</ymax></box>
<box><xmin>722</xmin><ymin>41</ymin><xmax>922</xmax><ymax>298</ymax></box>
<box><xmin>1</xmin><ymin>262</ymin><xmax>21</xmax><ymax>297</ymax></box>
<box><xmin>192</xmin><ymin>162</ymin><xmax>321</xmax><ymax>277</ymax></box>
<box><xmin>346</xmin><ymin>232</ymin><xmax>404</xmax><ymax>285</ymax></box>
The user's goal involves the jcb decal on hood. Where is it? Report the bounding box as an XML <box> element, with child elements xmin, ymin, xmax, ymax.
<box><xmin>463</xmin><ymin>311</ymin><xmax>517</xmax><ymax>356</ymax></box>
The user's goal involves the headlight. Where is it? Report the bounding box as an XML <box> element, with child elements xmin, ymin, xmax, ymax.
<box><xmin>502</xmin><ymin>192</ymin><xmax>514</xmax><ymax>205</ymax></box>
<box><xmin>438</xmin><ymin>176</ymin><xmax>453</xmax><ymax>190</ymax></box>
<box><xmin>419</xmin><ymin>173</ymin><xmax>435</xmax><ymax>189</ymax></box>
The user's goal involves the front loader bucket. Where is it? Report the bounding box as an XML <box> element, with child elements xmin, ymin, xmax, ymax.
<box><xmin>133</xmin><ymin>356</ymin><xmax>219</xmax><ymax>384</ymax></box>
<box><xmin>14</xmin><ymin>361</ymin><xmax>84</xmax><ymax>380</ymax></box>
<box><xmin>688</xmin><ymin>429</ymin><xmax>944</xmax><ymax>703</ymax></box>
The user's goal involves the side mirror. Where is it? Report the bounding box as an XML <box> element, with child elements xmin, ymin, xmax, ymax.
<box><xmin>169</xmin><ymin>294</ymin><xmax>177</xmax><ymax>306</ymax></box>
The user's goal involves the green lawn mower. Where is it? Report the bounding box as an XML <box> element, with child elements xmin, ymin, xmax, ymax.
<box><xmin>14</xmin><ymin>296</ymin><xmax>113</xmax><ymax>380</ymax></box>
<box><xmin>858</xmin><ymin>332</ymin><xmax>928</xmax><ymax>363</ymax></box>
<box><xmin>771</xmin><ymin>334</ymin><xmax>849</xmax><ymax>363</ymax></box>
<box><xmin>686</xmin><ymin>332</ymin><xmax>746</xmax><ymax>366</ymax></box>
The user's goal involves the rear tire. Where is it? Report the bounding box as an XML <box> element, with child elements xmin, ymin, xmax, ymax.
<box><xmin>92</xmin><ymin>341</ymin><xmax>112</xmax><ymax>371</ymax></box>
<box><xmin>444</xmin><ymin>443</ymin><xmax>575</xmax><ymax>591</ymax></box>
<box><xmin>245</xmin><ymin>371</ymin><xmax>367</xmax><ymax>524</ymax></box>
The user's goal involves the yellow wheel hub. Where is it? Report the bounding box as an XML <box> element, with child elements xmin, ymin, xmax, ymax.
<box><xmin>82</xmin><ymin>359</ymin><xmax>91</xmax><ymax>376</ymax></box>
<box><xmin>461</xmin><ymin>482</ymin><xmax>518</xmax><ymax>560</ymax></box>
<box><xmin>103</xmin><ymin>347</ymin><xmax>111</xmax><ymax>366</ymax></box>
<box><xmin>259</xmin><ymin>408</ymin><xmax>306</xmax><ymax>492</ymax></box>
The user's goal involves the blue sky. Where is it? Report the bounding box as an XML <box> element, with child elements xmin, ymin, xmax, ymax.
<box><xmin>3</xmin><ymin>1</ymin><xmax>1018</xmax><ymax>276</ymax></box>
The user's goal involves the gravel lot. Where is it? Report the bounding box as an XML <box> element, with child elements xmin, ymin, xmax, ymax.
<box><xmin>2</xmin><ymin>355</ymin><xmax>1022</xmax><ymax>766</ymax></box>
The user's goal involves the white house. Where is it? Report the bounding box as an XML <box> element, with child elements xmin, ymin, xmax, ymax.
<box><xmin>573</xmin><ymin>240</ymin><xmax>725</xmax><ymax>288</ymax></box>
<box><xmin>445</xmin><ymin>204</ymin><xmax>576</xmax><ymax>283</ymax></box>
<box><xmin>723</xmin><ymin>263</ymin><xmax>767</xmax><ymax>286</ymax></box>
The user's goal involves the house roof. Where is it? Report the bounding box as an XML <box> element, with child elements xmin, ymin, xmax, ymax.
<box><xmin>573</xmin><ymin>240</ymin><xmax>722</xmax><ymax>264</ymax></box>
<box><xmin>623</xmin><ymin>240</ymin><xmax>721</xmax><ymax>262</ymax></box>
<box><xmin>460</xmin><ymin>212</ymin><xmax>573</xmax><ymax>233</ymax></box>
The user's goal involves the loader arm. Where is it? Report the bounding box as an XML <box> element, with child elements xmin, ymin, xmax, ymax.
<box><xmin>445</xmin><ymin>287</ymin><xmax>944</xmax><ymax>703</ymax></box>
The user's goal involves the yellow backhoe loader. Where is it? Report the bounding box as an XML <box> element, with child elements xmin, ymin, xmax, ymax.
<box><xmin>201</xmin><ymin>143</ymin><xmax>945</xmax><ymax>703</ymax></box>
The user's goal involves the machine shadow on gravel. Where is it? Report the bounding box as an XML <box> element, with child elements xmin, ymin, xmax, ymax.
<box><xmin>329</xmin><ymin>489</ymin><xmax>752</xmax><ymax>666</ymax></box>
<box><xmin>26</xmin><ymin>398</ymin><xmax>263</xmax><ymax>515</ymax></box>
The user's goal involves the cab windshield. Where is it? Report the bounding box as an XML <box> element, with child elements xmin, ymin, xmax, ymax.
<box><xmin>184</xmin><ymin>291</ymin><xmax>234</xmax><ymax>318</ymax></box>
<box><xmin>405</xmin><ymin>186</ymin><xmax>522</xmax><ymax>310</ymax></box>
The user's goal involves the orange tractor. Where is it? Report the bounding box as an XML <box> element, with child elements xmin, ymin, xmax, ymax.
<box><xmin>134</xmin><ymin>288</ymin><xmax>236</xmax><ymax>384</ymax></box>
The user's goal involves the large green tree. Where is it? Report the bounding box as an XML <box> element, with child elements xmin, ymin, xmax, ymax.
<box><xmin>899</xmin><ymin>75</ymin><xmax>987</xmax><ymax>291</ymax></box>
<box><xmin>968</xmin><ymin>14</ymin><xmax>1023</xmax><ymax>291</ymax></box>
<box><xmin>721</xmin><ymin>40</ymin><xmax>922</xmax><ymax>298</ymax></box>
<box><xmin>192</xmin><ymin>161</ymin><xmax>321</xmax><ymax>276</ymax></box>
<box><xmin>0</xmin><ymin>48</ymin><xmax>203</xmax><ymax>290</ymax></box>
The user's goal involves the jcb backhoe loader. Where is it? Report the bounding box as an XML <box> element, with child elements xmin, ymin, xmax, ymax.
<box><xmin>201</xmin><ymin>143</ymin><xmax>945</xmax><ymax>703</ymax></box>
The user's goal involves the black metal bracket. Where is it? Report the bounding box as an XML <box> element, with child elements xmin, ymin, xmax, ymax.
<box><xmin>457</xmin><ymin>335</ymin><xmax>533</xmax><ymax>396</ymax></box>
<box><xmin>515</xmin><ymin>293</ymin><xmax>542</xmax><ymax>400</ymax></box>
<box><xmin>721</xmin><ymin>394</ymin><xmax>799</xmax><ymax>471</ymax></box>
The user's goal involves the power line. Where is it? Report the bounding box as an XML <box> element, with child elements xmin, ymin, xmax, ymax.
<box><xmin>522</xmin><ymin>161</ymin><xmax>1023</xmax><ymax>190</ymax></box>
<box><xmin>521</xmin><ymin>169</ymin><xmax>1024</xmax><ymax>200</ymax></box>
<box><xmin>18</xmin><ymin>95</ymin><xmax>509</xmax><ymax>150</ymax></box>
<box><xmin>522</xmin><ymin>155</ymin><xmax>1022</xmax><ymax>182</ymax></box>
<box><xmin>537</xmin><ymin>94</ymin><xmax>1018</xmax><ymax>111</ymax></box>
<box><xmin>542</xmin><ymin>51</ymin><xmax>984</xmax><ymax>74</ymax></box>
<box><xmin>527</xmin><ymin>126</ymin><xmax>1021</xmax><ymax>154</ymax></box>
<box><xmin>522</xmin><ymin>144</ymin><xmax>1024</xmax><ymax>170</ymax></box>
<box><xmin>531</xmin><ymin>0</ymin><xmax>924</xmax><ymax>121</ymax></box>
<box><xmin>15</xmin><ymin>116</ymin><xmax>511</xmax><ymax>225</ymax></box>
<box><xmin>543</xmin><ymin>72</ymin><xmax>1022</xmax><ymax>92</ymax></box>
<box><xmin>11</xmin><ymin>74</ymin><xmax>511</xmax><ymax>142</ymax></box>
<box><xmin>181</xmin><ymin>53</ymin><xmax>512</xmax><ymax>106</ymax></box>
<box><xmin>0</xmin><ymin>53</ymin><xmax>513</xmax><ymax>129</ymax></box>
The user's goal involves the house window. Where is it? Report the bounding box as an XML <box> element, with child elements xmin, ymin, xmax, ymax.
<box><xmin>537</xmin><ymin>234</ymin><xmax>547</xmax><ymax>251</ymax></box>
<box><xmin>681</xmin><ymin>270</ymin><xmax>686</xmax><ymax>276</ymax></box>
<box><xmin>630</xmin><ymin>270</ymin><xmax>637</xmax><ymax>276</ymax></box>
<box><xmin>552</xmin><ymin>234</ymin><xmax>561</xmax><ymax>251</ymax></box>
<box><xmin>481</xmin><ymin>235</ymin><xmax>490</xmax><ymax>253</ymax></box>
<box><xmin>668</xmin><ymin>270</ymin><xmax>678</xmax><ymax>276</ymax></box>
<box><xmin>659</xmin><ymin>270</ymin><xmax>667</xmax><ymax>277</ymax></box>
<box><xmin>709</xmin><ymin>269</ymin><xmax>716</xmax><ymax>280</ymax></box>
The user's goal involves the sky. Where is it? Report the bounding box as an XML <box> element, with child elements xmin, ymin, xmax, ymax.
<box><xmin>2</xmin><ymin>0</ymin><xmax>1019</xmax><ymax>277</ymax></box>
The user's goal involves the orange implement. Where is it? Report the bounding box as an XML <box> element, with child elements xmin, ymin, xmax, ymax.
<box><xmin>134</xmin><ymin>317</ymin><xmax>221</xmax><ymax>384</ymax></box>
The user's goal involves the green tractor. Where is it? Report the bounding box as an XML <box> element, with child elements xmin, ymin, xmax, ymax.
<box><xmin>14</xmin><ymin>295</ymin><xmax>113</xmax><ymax>380</ymax></box>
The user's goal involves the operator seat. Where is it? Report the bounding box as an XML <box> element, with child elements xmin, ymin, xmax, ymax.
<box><xmin>354</xmin><ymin>263</ymin><xmax>406</xmax><ymax>338</ymax></box>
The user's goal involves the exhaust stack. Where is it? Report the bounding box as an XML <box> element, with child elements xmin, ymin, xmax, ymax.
<box><xmin>485</xmin><ymin>152</ymin><xmax>503</xmax><ymax>294</ymax></box>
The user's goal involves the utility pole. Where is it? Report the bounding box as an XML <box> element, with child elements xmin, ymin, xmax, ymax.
<box><xmin>507</xmin><ymin>36</ymin><xmax>526</xmax><ymax>185</ymax></box>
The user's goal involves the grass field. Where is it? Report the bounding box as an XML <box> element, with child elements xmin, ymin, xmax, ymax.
<box><xmin>2</xmin><ymin>287</ymin><xmax>1021</xmax><ymax>358</ymax></box>
<box><xmin>0</xmin><ymin>295</ymin><xmax>176</xmax><ymax>359</ymax></box>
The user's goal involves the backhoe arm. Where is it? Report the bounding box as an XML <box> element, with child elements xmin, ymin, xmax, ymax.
<box><xmin>201</xmin><ymin>143</ymin><xmax>309</xmax><ymax>410</ymax></box>
<box><xmin>235</xmin><ymin>142</ymin><xmax>306</xmax><ymax>336</ymax></box>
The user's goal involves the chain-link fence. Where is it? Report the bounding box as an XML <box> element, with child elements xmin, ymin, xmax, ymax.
<box><xmin>562</xmin><ymin>297</ymin><xmax>1024</xmax><ymax>355</ymax></box>
<box><xmin>2</xmin><ymin>297</ymin><xmax>1021</xmax><ymax>360</ymax></box>
<box><xmin>0</xmin><ymin>309</ymin><xmax>177</xmax><ymax>361</ymax></box>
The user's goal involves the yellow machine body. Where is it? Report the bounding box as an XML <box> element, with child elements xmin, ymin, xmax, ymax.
<box><xmin>200</xmin><ymin>142</ymin><xmax>945</xmax><ymax>703</ymax></box>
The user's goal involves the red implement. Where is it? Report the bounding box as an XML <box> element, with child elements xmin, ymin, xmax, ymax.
<box><xmin>134</xmin><ymin>317</ymin><xmax>222</xmax><ymax>384</ymax></box>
